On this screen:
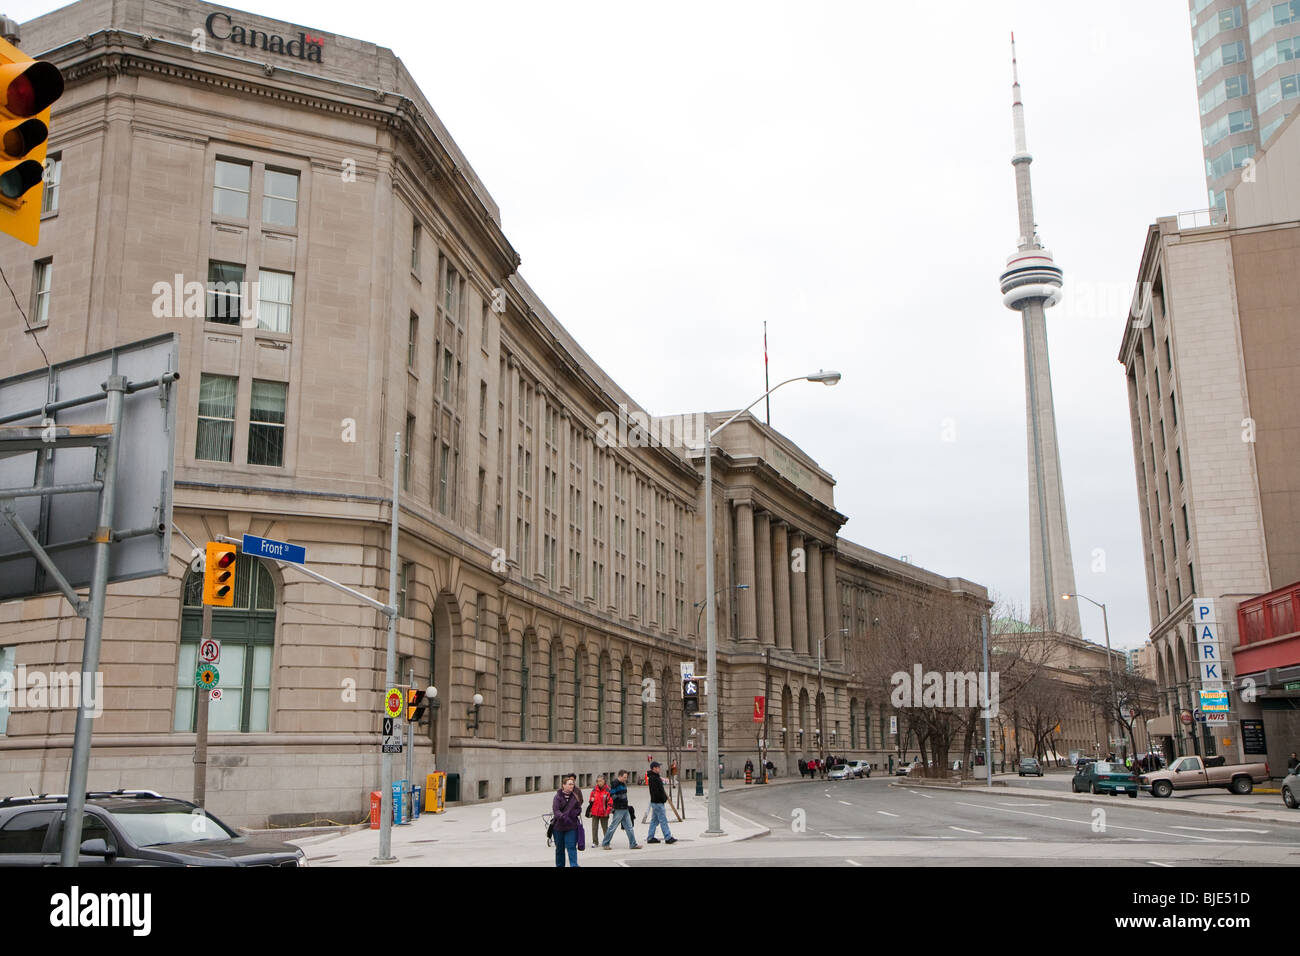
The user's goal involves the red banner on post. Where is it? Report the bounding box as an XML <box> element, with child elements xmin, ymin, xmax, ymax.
<box><xmin>753</xmin><ymin>695</ymin><xmax>765</xmax><ymax>722</ymax></box>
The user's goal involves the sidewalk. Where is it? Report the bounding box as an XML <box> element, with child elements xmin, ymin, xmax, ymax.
<box><xmin>290</xmin><ymin>783</ymin><xmax>770</xmax><ymax>866</ymax></box>
<box><xmin>897</xmin><ymin>776</ymin><xmax>1300</xmax><ymax>826</ymax></box>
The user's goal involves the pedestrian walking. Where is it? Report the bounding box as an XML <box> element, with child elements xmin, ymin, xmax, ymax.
<box><xmin>645</xmin><ymin>761</ymin><xmax>676</xmax><ymax>844</ymax></box>
<box><xmin>600</xmin><ymin>769</ymin><xmax>642</xmax><ymax>850</ymax></box>
<box><xmin>552</xmin><ymin>773</ymin><xmax>584</xmax><ymax>868</ymax></box>
<box><xmin>1288</xmin><ymin>752</ymin><xmax>1298</xmax><ymax>773</ymax></box>
<box><xmin>587</xmin><ymin>775</ymin><xmax>613</xmax><ymax>847</ymax></box>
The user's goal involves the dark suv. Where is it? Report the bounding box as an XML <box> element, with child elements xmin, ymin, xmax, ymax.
<box><xmin>0</xmin><ymin>791</ymin><xmax>305</xmax><ymax>866</ymax></box>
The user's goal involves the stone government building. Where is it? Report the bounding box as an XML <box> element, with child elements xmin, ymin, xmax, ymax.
<box><xmin>0</xmin><ymin>0</ymin><xmax>987</xmax><ymax>825</ymax></box>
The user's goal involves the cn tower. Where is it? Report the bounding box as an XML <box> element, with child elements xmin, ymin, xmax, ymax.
<box><xmin>998</xmin><ymin>34</ymin><xmax>1081</xmax><ymax>637</ymax></box>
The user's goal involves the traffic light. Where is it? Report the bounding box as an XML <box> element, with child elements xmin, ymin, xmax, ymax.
<box><xmin>0</xmin><ymin>34</ymin><xmax>62</xmax><ymax>246</ymax></box>
<box><xmin>406</xmin><ymin>688</ymin><xmax>426</xmax><ymax>722</ymax></box>
<box><xmin>682</xmin><ymin>678</ymin><xmax>699</xmax><ymax>713</ymax></box>
<box><xmin>203</xmin><ymin>542</ymin><xmax>236</xmax><ymax>606</ymax></box>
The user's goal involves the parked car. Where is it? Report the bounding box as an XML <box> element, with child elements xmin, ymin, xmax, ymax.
<box><xmin>847</xmin><ymin>760</ymin><xmax>871</xmax><ymax>778</ymax></box>
<box><xmin>1282</xmin><ymin>769</ymin><xmax>1300</xmax><ymax>810</ymax></box>
<box><xmin>1071</xmin><ymin>761</ymin><xmax>1138</xmax><ymax>798</ymax></box>
<box><xmin>828</xmin><ymin>764</ymin><xmax>855</xmax><ymax>781</ymax></box>
<box><xmin>1139</xmin><ymin>754</ymin><xmax>1270</xmax><ymax>797</ymax></box>
<box><xmin>1018</xmin><ymin>757</ymin><xmax>1043</xmax><ymax>777</ymax></box>
<box><xmin>0</xmin><ymin>790</ymin><xmax>307</xmax><ymax>866</ymax></box>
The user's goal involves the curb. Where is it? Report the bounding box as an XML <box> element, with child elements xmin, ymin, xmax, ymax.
<box><xmin>898</xmin><ymin>778</ymin><xmax>1300</xmax><ymax>826</ymax></box>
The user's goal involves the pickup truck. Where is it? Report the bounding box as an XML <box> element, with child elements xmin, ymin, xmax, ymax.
<box><xmin>1139</xmin><ymin>755</ymin><xmax>1270</xmax><ymax>797</ymax></box>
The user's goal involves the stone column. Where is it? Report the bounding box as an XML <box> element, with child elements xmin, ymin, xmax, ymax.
<box><xmin>789</xmin><ymin>530</ymin><xmax>809</xmax><ymax>657</ymax></box>
<box><xmin>772</xmin><ymin>521</ymin><xmax>792</xmax><ymax>651</ymax></box>
<box><xmin>754</xmin><ymin>511</ymin><xmax>775</xmax><ymax>646</ymax></box>
<box><xmin>807</xmin><ymin>540</ymin><xmax>826</xmax><ymax>661</ymax></box>
<box><xmin>822</xmin><ymin>546</ymin><xmax>840</xmax><ymax>661</ymax></box>
<box><xmin>735</xmin><ymin>502</ymin><xmax>758</xmax><ymax>642</ymax></box>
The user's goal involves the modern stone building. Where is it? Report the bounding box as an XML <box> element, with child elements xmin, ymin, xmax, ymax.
<box><xmin>1118</xmin><ymin>109</ymin><xmax>1300</xmax><ymax>768</ymax></box>
<box><xmin>0</xmin><ymin>0</ymin><xmax>987</xmax><ymax>825</ymax></box>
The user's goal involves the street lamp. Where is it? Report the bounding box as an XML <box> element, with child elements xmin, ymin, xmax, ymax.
<box><xmin>1062</xmin><ymin>592</ymin><xmax>1123</xmax><ymax>757</ymax></box>
<box><xmin>700</xmin><ymin>370</ymin><xmax>841</xmax><ymax>835</ymax></box>
<box><xmin>695</xmin><ymin>584</ymin><xmax>750</xmax><ymax>634</ymax></box>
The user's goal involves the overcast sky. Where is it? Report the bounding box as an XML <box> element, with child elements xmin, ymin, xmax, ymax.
<box><xmin>18</xmin><ymin>0</ymin><xmax>1208</xmax><ymax>648</ymax></box>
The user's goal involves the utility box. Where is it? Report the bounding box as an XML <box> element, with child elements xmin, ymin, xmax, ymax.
<box><xmin>425</xmin><ymin>772</ymin><xmax>447</xmax><ymax>813</ymax></box>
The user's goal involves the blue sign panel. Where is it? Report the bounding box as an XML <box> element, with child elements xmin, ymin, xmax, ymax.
<box><xmin>242</xmin><ymin>533</ymin><xmax>306</xmax><ymax>565</ymax></box>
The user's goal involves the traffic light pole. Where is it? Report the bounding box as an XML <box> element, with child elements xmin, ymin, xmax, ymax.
<box><xmin>193</xmin><ymin>603</ymin><xmax>213</xmax><ymax>808</ymax></box>
<box><xmin>58</xmin><ymin>376</ymin><xmax>126</xmax><ymax>867</ymax></box>
<box><xmin>376</xmin><ymin>433</ymin><xmax>400</xmax><ymax>863</ymax></box>
<box><xmin>405</xmin><ymin>667</ymin><xmax>415</xmax><ymax>820</ymax></box>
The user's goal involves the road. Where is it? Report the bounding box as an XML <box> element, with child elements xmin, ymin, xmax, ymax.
<box><xmin>620</xmin><ymin>775</ymin><xmax>1300</xmax><ymax>866</ymax></box>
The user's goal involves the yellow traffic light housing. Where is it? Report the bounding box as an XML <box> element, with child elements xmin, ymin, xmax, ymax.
<box><xmin>0</xmin><ymin>34</ymin><xmax>63</xmax><ymax>245</ymax></box>
<box><xmin>203</xmin><ymin>542</ymin><xmax>237</xmax><ymax>607</ymax></box>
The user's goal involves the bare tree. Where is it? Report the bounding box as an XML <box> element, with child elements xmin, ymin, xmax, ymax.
<box><xmin>1080</xmin><ymin>666</ymin><xmax>1160</xmax><ymax>766</ymax></box>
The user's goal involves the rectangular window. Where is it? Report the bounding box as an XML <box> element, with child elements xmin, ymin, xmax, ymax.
<box><xmin>1183</xmin><ymin>504</ymin><xmax>1191</xmax><ymax>543</ymax></box>
<box><xmin>256</xmin><ymin>270</ymin><xmax>293</xmax><ymax>333</ymax></box>
<box><xmin>40</xmin><ymin>154</ymin><xmax>60</xmax><ymax>215</ymax></box>
<box><xmin>398</xmin><ymin>561</ymin><xmax>413</xmax><ymax>617</ymax></box>
<box><xmin>444</xmin><ymin>266</ymin><xmax>459</xmax><ymax>318</ymax></box>
<box><xmin>30</xmin><ymin>258</ymin><xmax>51</xmax><ymax>326</ymax></box>
<box><xmin>206</xmin><ymin>261</ymin><xmax>244</xmax><ymax>324</ymax></box>
<box><xmin>438</xmin><ymin>444</ymin><xmax>450</xmax><ymax>514</ymax></box>
<box><xmin>479</xmin><ymin>381</ymin><xmax>488</xmax><ymax>432</ymax></box>
<box><xmin>442</xmin><ymin>349</ymin><xmax>453</xmax><ymax>402</ymax></box>
<box><xmin>408</xmin><ymin>314</ymin><xmax>419</xmax><ymax>370</ymax></box>
<box><xmin>481</xmin><ymin>302</ymin><xmax>490</xmax><ymax>351</ymax></box>
<box><xmin>196</xmin><ymin>374</ymin><xmax>237</xmax><ymax>462</ymax></box>
<box><xmin>247</xmin><ymin>380</ymin><xmax>287</xmax><ymax>467</ymax></box>
<box><xmin>411</xmin><ymin>221</ymin><xmax>421</xmax><ymax>274</ymax></box>
<box><xmin>261</xmin><ymin>169</ymin><xmax>298</xmax><ymax>228</ymax></box>
<box><xmin>403</xmin><ymin>414</ymin><xmax>415</xmax><ymax>490</ymax></box>
<box><xmin>476</xmin><ymin>468</ymin><xmax>487</xmax><ymax>533</ymax></box>
<box><xmin>213</xmin><ymin>159</ymin><xmax>251</xmax><ymax>218</ymax></box>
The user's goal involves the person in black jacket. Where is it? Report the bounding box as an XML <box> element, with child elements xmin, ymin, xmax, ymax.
<box><xmin>599</xmin><ymin>770</ymin><xmax>642</xmax><ymax>850</ymax></box>
<box><xmin>645</xmin><ymin>761</ymin><xmax>676</xmax><ymax>844</ymax></box>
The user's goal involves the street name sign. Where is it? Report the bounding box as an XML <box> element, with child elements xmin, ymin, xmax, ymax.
<box><xmin>242</xmin><ymin>533</ymin><xmax>306</xmax><ymax>565</ymax></box>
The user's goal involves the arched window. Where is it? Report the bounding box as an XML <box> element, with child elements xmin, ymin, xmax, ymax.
<box><xmin>520</xmin><ymin>635</ymin><xmax>531</xmax><ymax>743</ymax></box>
<box><xmin>573</xmin><ymin>649</ymin><xmax>583</xmax><ymax>744</ymax></box>
<box><xmin>175</xmin><ymin>556</ymin><xmax>275</xmax><ymax>733</ymax></box>
<box><xmin>640</xmin><ymin>663</ymin><xmax>650</xmax><ymax>746</ymax></box>
<box><xmin>620</xmin><ymin>660</ymin><xmax>630</xmax><ymax>745</ymax></box>
<box><xmin>597</xmin><ymin>652</ymin><xmax>608</xmax><ymax>745</ymax></box>
<box><xmin>548</xmin><ymin>643</ymin><xmax>559</xmax><ymax>743</ymax></box>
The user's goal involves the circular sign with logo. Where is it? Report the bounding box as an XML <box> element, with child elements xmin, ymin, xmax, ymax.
<box><xmin>385</xmin><ymin>687</ymin><xmax>403</xmax><ymax>719</ymax></box>
<box><xmin>195</xmin><ymin>665</ymin><xmax>220</xmax><ymax>689</ymax></box>
<box><xmin>1180</xmin><ymin>710</ymin><xmax>1193</xmax><ymax>724</ymax></box>
<box><xmin>210</xmin><ymin>688</ymin><xmax>223</xmax><ymax>702</ymax></box>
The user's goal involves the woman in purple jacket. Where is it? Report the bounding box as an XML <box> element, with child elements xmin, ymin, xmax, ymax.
<box><xmin>552</xmin><ymin>774</ymin><xmax>584</xmax><ymax>867</ymax></box>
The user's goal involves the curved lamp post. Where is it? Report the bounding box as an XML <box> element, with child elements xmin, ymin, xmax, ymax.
<box><xmin>702</xmin><ymin>370</ymin><xmax>841</xmax><ymax>835</ymax></box>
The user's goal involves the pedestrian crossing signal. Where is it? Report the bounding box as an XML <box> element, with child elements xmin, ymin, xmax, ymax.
<box><xmin>203</xmin><ymin>542</ymin><xmax>237</xmax><ymax>606</ymax></box>
<box><xmin>406</xmin><ymin>688</ymin><xmax>426</xmax><ymax>722</ymax></box>
<box><xmin>0</xmin><ymin>34</ymin><xmax>63</xmax><ymax>245</ymax></box>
